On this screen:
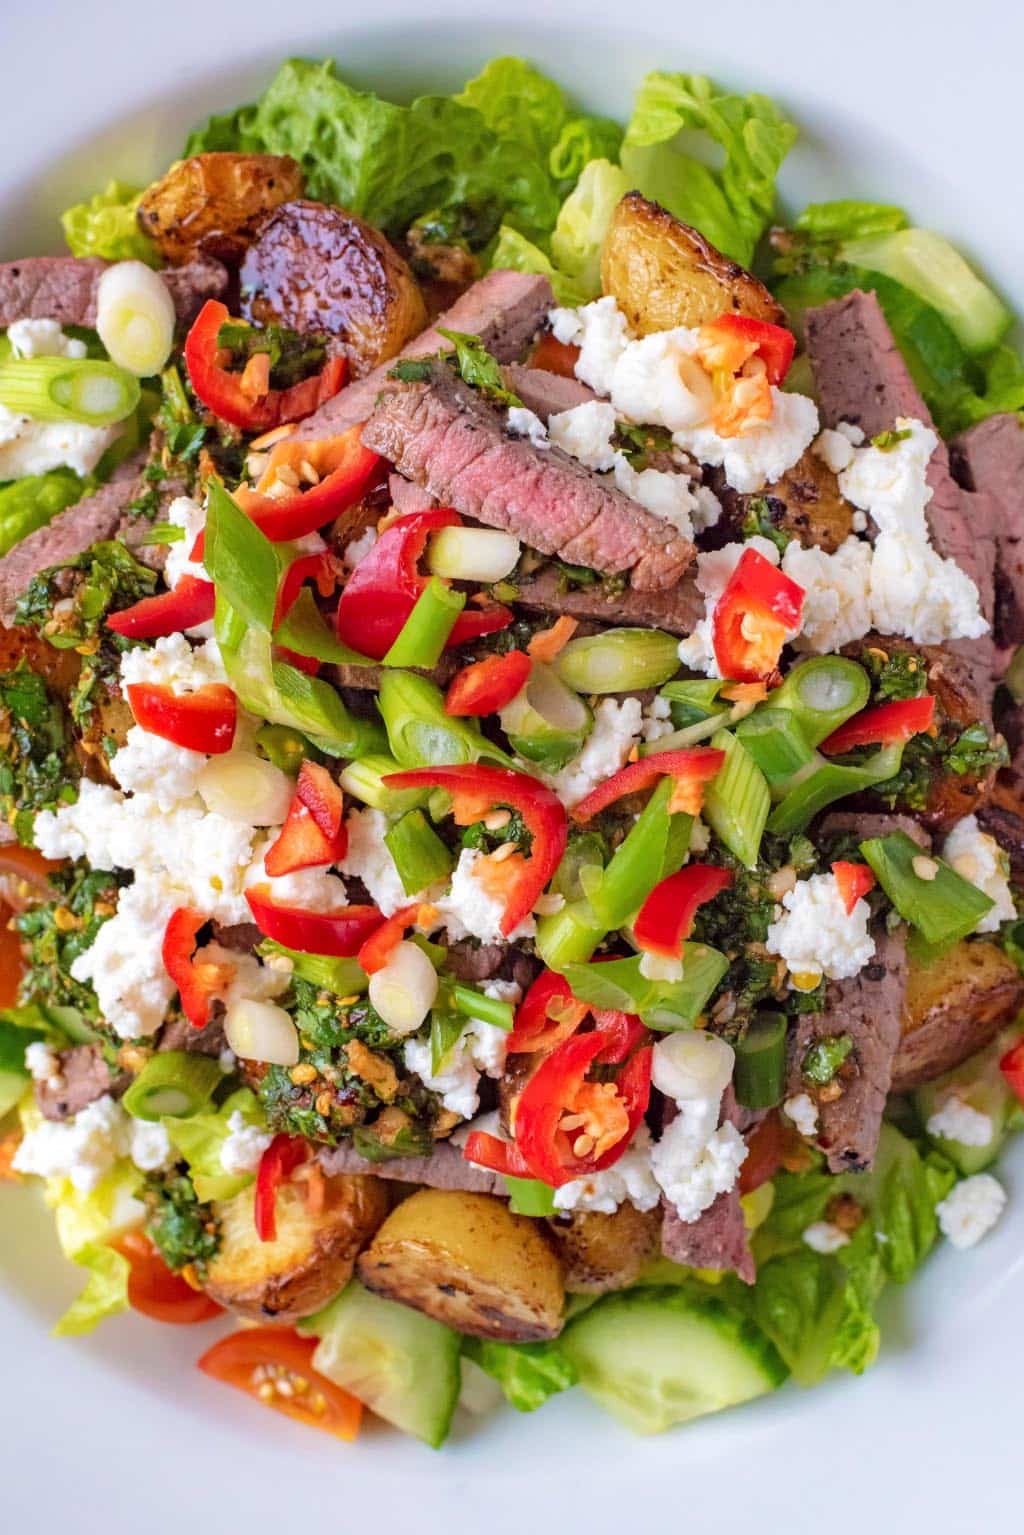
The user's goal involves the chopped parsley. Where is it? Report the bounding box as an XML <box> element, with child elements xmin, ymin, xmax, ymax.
<box><xmin>802</xmin><ymin>1034</ymin><xmax>854</xmax><ymax>1084</ymax></box>
<box><xmin>462</xmin><ymin>808</ymin><xmax>532</xmax><ymax>856</ymax></box>
<box><xmin>871</xmin><ymin>427</ymin><xmax>913</xmax><ymax>452</ymax></box>
<box><xmin>215</xmin><ymin>320</ymin><xmax>329</xmax><ymax>390</ymax></box>
<box><xmin>15</xmin><ymin>863</ymin><xmax>118</xmax><ymax>1020</ymax></box>
<box><xmin>390</xmin><ymin>357</ymin><xmax>434</xmax><ymax>383</ymax></box>
<box><xmin>862</xmin><ymin>646</ymin><xmax>929</xmax><ymax>702</ymax></box>
<box><xmin>142</xmin><ymin>1170</ymin><xmax>220</xmax><ymax>1274</ymax></box>
<box><xmin>741</xmin><ymin>495</ymin><xmax>792</xmax><ymax>554</ymax></box>
<box><xmin>613</xmin><ymin>421</ymin><xmax>674</xmax><ymax>471</ymax></box>
<box><xmin>437</xmin><ymin>328</ymin><xmax>523</xmax><ymax>407</ymax></box>
<box><xmin>0</xmin><ymin>668</ymin><xmax>77</xmax><ymax>837</ymax></box>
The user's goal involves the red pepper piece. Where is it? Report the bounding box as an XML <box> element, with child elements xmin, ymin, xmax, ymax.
<box><xmin>161</xmin><ymin>907</ymin><xmax>230</xmax><ymax>1030</ymax></box>
<box><xmin>570</xmin><ymin>746</ymin><xmax>725</xmax><ymax>825</ymax></box>
<box><xmin>273</xmin><ymin>551</ymin><xmax>338</xmax><ymax>629</ymax></box>
<box><xmin>106</xmin><ymin>575</ymin><xmax>216</xmax><ymax>640</ymax></box>
<box><xmin>335</xmin><ymin>509</ymin><xmax>512</xmax><ymax>660</ymax></box>
<box><xmin>444</xmin><ymin>651</ymin><xmax>531</xmax><ymax>717</ymax></box>
<box><xmin>238</xmin><ymin>428</ymin><xmax>383</xmax><ymax>544</ymax></box>
<box><xmin>264</xmin><ymin>766</ymin><xmax>348</xmax><ymax>879</ymax></box>
<box><xmin>294</xmin><ymin>761</ymin><xmax>345</xmax><ymax>843</ymax></box>
<box><xmin>820</xmin><ymin>694</ymin><xmax>937</xmax><ymax>755</ymax></box>
<box><xmin>254</xmin><ymin>1134</ymin><xmax>309</xmax><ymax>1242</ymax></box>
<box><xmin>514</xmin><ymin>1030</ymin><xmax>652</xmax><ymax>1187</ymax></box>
<box><xmin>712</xmin><ymin>547</ymin><xmax>805</xmax><ymax>683</ymax></box>
<box><xmin>697</xmin><ymin>314</ymin><xmax>796</xmax><ymax>387</ymax></box>
<box><xmin>506</xmin><ymin>970</ymin><xmax>590</xmax><ymax>1054</ymax></box>
<box><xmin>126</xmin><ymin>682</ymin><xmax>237</xmax><ymax>756</ymax></box>
<box><xmin>633</xmin><ymin>863</ymin><xmax>734</xmax><ymax>960</ymax></box>
<box><xmin>461</xmin><ymin>1130</ymin><xmax>535</xmax><ymax>1180</ymax></box>
<box><xmin>245</xmin><ymin>885</ymin><xmax>384</xmax><ymax>956</ymax></box>
<box><xmin>1000</xmin><ymin>1038</ymin><xmax>1024</xmax><ymax>1105</ymax></box>
<box><xmin>356</xmin><ymin>904</ymin><xmax>424</xmax><ymax>975</ymax></box>
<box><xmin>385</xmin><ymin>764</ymin><xmax>567</xmax><ymax>936</ymax></box>
<box><xmin>275</xmin><ymin>646</ymin><xmax>321</xmax><ymax>676</ymax></box>
<box><xmin>184</xmin><ymin>301</ymin><xmax>347</xmax><ymax>433</ymax></box>
<box><xmin>831</xmin><ymin>860</ymin><xmax>876</xmax><ymax>914</ymax></box>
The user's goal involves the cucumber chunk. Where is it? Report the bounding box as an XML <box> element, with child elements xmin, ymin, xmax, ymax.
<box><xmin>562</xmin><ymin>1285</ymin><xmax>787</xmax><ymax>1434</ymax></box>
<box><xmin>840</xmin><ymin>228</ymin><xmax>1010</xmax><ymax>353</ymax></box>
<box><xmin>302</xmin><ymin>1281</ymin><xmax>461</xmax><ymax>1448</ymax></box>
<box><xmin>915</xmin><ymin>1023</ymin><xmax>1022</xmax><ymax>1175</ymax></box>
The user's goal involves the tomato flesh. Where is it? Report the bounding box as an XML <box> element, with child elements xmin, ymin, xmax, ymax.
<box><xmin>198</xmin><ymin>1327</ymin><xmax>362</xmax><ymax>1441</ymax></box>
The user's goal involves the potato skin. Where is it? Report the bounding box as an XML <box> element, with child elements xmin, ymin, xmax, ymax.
<box><xmin>240</xmin><ymin>200</ymin><xmax>427</xmax><ymax>378</ymax></box>
<box><xmin>137</xmin><ymin>153</ymin><xmax>304</xmax><ymax>265</ymax></box>
<box><xmin>601</xmin><ymin>192</ymin><xmax>784</xmax><ymax>335</ymax></box>
<box><xmin>893</xmin><ymin>939</ymin><xmax>1024</xmax><ymax>1090</ymax></box>
<box><xmin>204</xmin><ymin>1172</ymin><xmax>389</xmax><ymax>1324</ymax></box>
<box><xmin>546</xmin><ymin>1204</ymin><xmax>661</xmax><ymax>1295</ymax></box>
<box><xmin>357</xmin><ymin>1188</ymin><xmax>565</xmax><ymax>1342</ymax></box>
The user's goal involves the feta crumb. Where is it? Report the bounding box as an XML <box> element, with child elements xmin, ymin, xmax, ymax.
<box><xmin>547</xmin><ymin>400</ymin><xmax>616</xmax><ymax>469</ymax></box>
<box><xmin>25</xmin><ymin>1041</ymin><xmax>60</xmax><ymax>1082</ymax></box>
<box><xmin>672</xmin><ymin>388</ymin><xmax>820</xmax><ymax>494</ymax></box>
<box><xmin>247</xmin><ymin>835</ymin><xmax>349</xmax><ymax>912</ymax></box>
<box><xmin>650</xmin><ymin>1107</ymin><xmax>747</xmax><ymax>1223</ymax></box>
<box><xmin>553</xmin><ymin>1125</ymin><xmax>661</xmax><ymax>1214</ymax></box>
<box><xmin>544</xmin><ymin>695</ymin><xmax>643</xmax><ymax>808</ymax></box>
<box><xmin>8</xmin><ymin>317</ymin><xmax>87</xmax><ymax>359</ymax></box>
<box><xmin>220</xmin><ymin>1110</ymin><xmax>274</xmax><ymax>1175</ymax></box>
<box><xmin>436</xmin><ymin>847</ymin><xmax>535</xmax><ymax>944</ymax></box>
<box><xmin>813</xmin><ymin>427</ymin><xmax>856</xmax><ymax>475</ymax></box>
<box><xmin>339</xmin><ymin>807</ymin><xmax>412</xmax><ymax>916</ymax></box>
<box><xmin>766</xmin><ymin>871</ymin><xmax>875</xmax><ymax>984</ymax></box>
<box><xmin>641</xmin><ymin>693</ymin><xmax>674</xmax><ymax>744</ymax></box>
<box><xmin>550</xmin><ymin>295</ymin><xmax>630</xmax><ymax>396</ymax></box>
<box><xmin>782</xmin><ymin>536</ymin><xmax>873</xmax><ymax>654</ymax></box>
<box><xmin>607</xmin><ymin>326</ymin><xmax>711</xmax><ymax>432</ymax></box>
<box><xmin>803</xmin><ymin>1220</ymin><xmax>850</xmax><ymax>1254</ymax></box>
<box><xmin>128</xmin><ymin>1118</ymin><xmax>174</xmax><ymax>1173</ymax></box>
<box><xmin>612</xmin><ymin>454</ymin><xmax>696</xmax><ymax>539</ymax></box>
<box><xmin>836</xmin><ymin>422</ymin><xmax>865</xmax><ymax>446</ymax></box>
<box><xmin>403</xmin><ymin>1014</ymin><xmax>509</xmax><ymax>1121</ymax></box>
<box><xmin>119</xmin><ymin>632</ymin><xmax>228</xmax><ymax>692</ymax></box>
<box><xmin>13</xmin><ymin>1095</ymin><xmax>128</xmax><ymax>1192</ymax></box>
<box><xmin>676</xmin><ymin>536</ymin><xmax>781</xmax><ymax>677</ymax></box>
<box><xmin>941</xmin><ymin>814</ymin><xmax>1015</xmax><ymax>933</ymax></box>
<box><xmin>162</xmin><ymin>495</ymin><xmax>208</xmax><ymax>593</ymax></box>
<box><xmin>936</xmin><ymin>1173</ymin><xmax>1007</xmax><ymax>1250</ymax></box>
<box><xmin>0</xmin><ymin>404</ymin><xmax>121</xmax><ymax>480</ymax></box>
<box><xmin>111</xmin><ymin>726</ymin><xmax>207</xmax><ymax>813</ymax></box>
<box><xmin>926</xmin><ymin>1093</ymin><xmax>994</xmax><ymax>1147</ymax></box>
<box><xmin>343</xmin><ymin>526</ymin><xmax>378</xmax><ymax>568</ymax></box>
<box><xmin>783</xmin><ymin>1092</ymin><xmax>819</xmax><ymax>1138</ymax></box>
<box><xmin>507</xmin><ymin>405</ymin><xmax>551</xmax><ymax>450</ymax></box>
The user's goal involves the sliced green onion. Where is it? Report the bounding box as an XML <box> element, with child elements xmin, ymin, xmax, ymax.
<box><xmin>259</xmin><ymin>941</ymin><xmax>368</xmax><ymax>996</ymax></box>
<box><xmin>766</xmin><ymin>742</ymin><xmax>903</xmax><ymax>836</ymax></box>
<box><xmin>551</xmin><ymin>831</ymin><xmax>607</xmax><ymax>901</ymax></box>
<box><xmin>385</xmin><ymin>809</ymin><xmax>454</xmax><ymax>894</ymax></box>
<box><xmin>561</xmin><ymin>943</ymin><xmax>729</xmax><ymax>1031</ymax></box>
<box><xmin>505</xmin><ymin>1176</ymin><xmax>556</xmax><ymax>1216</ymax></box>
<box><xmin>256</xmin><ymin>723</ymin><xmax>314</xmax><ymax>777</ymax></box>
<box><xmin>430</xmin><ymin>1011</ymin><xmax>467</xmax><ymax>1075</ymax></box>
<box><xmin>383</xmin><ymin>577</ymin><xmax>466</xmax><ymax>669</ymax></box>
<box><xmin>381</xmin><ymin>671</ymin><xmax>515</xmax><ymax>769</ymax></box>
<box><xmin>801</xmin><ymin>1033</ymin><xmax>853</xmax><ymax>1086</ymax></box>
<box><xmin>450</xmin><ymin>984</ymin><xmax>515</xmax><ymax>1032</ymax></box>
<box><xmin>767</xmin><ymin>657</ymin><xmax>870</xmax><ymax>748</ymax></box>
<box><xmin>736</xmin><ymin>708</ymin><xmax>815</xmax><ymax>790</ymax></box>
<box><xmin>426</xmin><ymin>526</ymin><xmax>520</xmax><ymax>582</ymax></box>
<box><xmin>535</xmin><ymin>899</ymin><xmax>606</xmax><ymax>969</ymax></box>
<box><xmin>96</xmin><ymin>259</ymin><xmax>176</xmax><ymax>377</ymax></box>
<box><xmin>702</xmin><ymin>730</ymin><xmax>770</xmax><ymax>869</ymax></box>
<box><xmin>859</xmin><ymin>831</ymin><xmax>994</xmax><ymax>946</ymax></box>
<box><xmin>499</xmin><ymin>663</ymin><xmax>591</xmax><ymax>770</ymax></box>
<box><xmin>585</xmin><ymin>776</ymin><xmax>691</xmax><ymax>929</ymax></box>
<box><xmin>339</xmin><ymin>754</ymin><xmax>432</xmax><ymax>813</ymax></box>
<box><xmin>139</xmin><ymin>522</ymin><xmax>186</xmax><ymax>547</ymax></box>
<box><xmin>369</xmin><ymin>940</ymin><xmax>439</xmax><ymax>1038</ymax></box>
<box><xmin>660</xmin><ymin>679</ymin><xmax>729</xmax><ymax>729</ymax></box>
<box><xmin>555</xmin><ymin>628</ymin><xmax>680</xmax><ymax>694</ymax></box>
<box><xmin>0</xmin><ymin>356</ymin><xmax>140</xmax><ymax>426</ymax></box>
<box><xmin>121</xmin><ymin>1052</ymin><xmax>221</xmax><ymax>1121</ymax></box>
<box><xmin>275</xmin><ymin>588</ymin><xmax>374</xmax><ymax>666</ymax></box>
<box><xmin>207</xmin><ymin>480</ymin><xmax>287</xmax><ymax>632</ymax></box>
<box><xmin>734</xmin><ymin>1012</ymin><xmax>787</xmax><ymax>1108</ymax></box>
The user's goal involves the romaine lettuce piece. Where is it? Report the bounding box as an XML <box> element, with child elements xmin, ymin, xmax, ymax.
<box><xmin>164</xmin><ymin>1087</ymin><xmax>265</xmax><ymax>1203</ymax></box>
<box><xmin>550</xmin><ymin>159</ymin><xmax>630</xmax><ymax>301</ymax></box>
<box><xmin>61</xmin><ymin>180</ymin><xmax>160</xmax><ymax>266</ymax></box>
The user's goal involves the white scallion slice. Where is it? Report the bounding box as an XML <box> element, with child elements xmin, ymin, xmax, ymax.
<box><xmin>96</xmin><ymin>260</ymin><xmax>175</xmax><ymax>377</ymax></box>
<box><xmin>368</xmin><ymin>940</ymin><xmax>439</xmax><ymax>1037</ymax></box>
<box><xmin>224</xmin><ymin>999</ymin><xmax>299</xmax><ymax>1066</ymax></box>
<box><xmin>426</xmin><ymin>527</ymin><xmax>521</xmax><ymax>583</ymax></box>
<box><xmin>198</xmin><ymin>752</ymin><xmax>294</xmax><ymax>825</ymax></box>
<box><xmin>652</xmin><ymin>1031</ymin><xmax>735</xmax><ymax>1104</ymax></box>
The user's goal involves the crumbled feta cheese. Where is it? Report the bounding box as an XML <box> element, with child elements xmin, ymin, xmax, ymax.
<box><xmin>766</xmin><ymin>872</ymin><xmax>875</xmax><ymax>984</ymax></box>
<box><xmin>119</xmin><ymin>633</ymin><xmax>228</xmax><ymax>692</ymax></box>
<box><xmin>162</xmin><ymin>495</ymin><xmax>208</xmax><ymax>593</ymax></box>
<box><xmin>128</xmin><ymin>1118</ymin><xmax>174</xmax><ymax>1173</ymax></box>
<box><xmin>507</xmin><ymin>406</ymin><xmax>551</xmax><ymax>449</ymax></box>
<box><xmin>0</xmin><ymin>405</ymin><xmax>122</xmax><ymax>479</ymax></box>
<box><xmin>783</xmin><ymin>1092</ymin><xmax>820</xmax><ymax>1138</ymax></box>
<box><xmin>111</xmin><ymin>726</ymin><xmax>207</xmax><ymax>812</ymax></box>
<box><xmin>436</xmin><ymin>847</ymin><xmax>535</xmax><ymax>944</ymax></box>
<box><xmin>403</xmin><ymin>1015</ymin><xmax>509</xmax><ymax>1121</ymax></box>
<box><xmin>838</xmin><ymin>417</ymin><xmax>936</xmax><ymax>540</ymax></box>
<box><xmin>612</xmin><ymin>454</ymin><xmax>696</xmax><ymax>538</ymax></box>
<box><xmin>544</xmin><ymin>696</ymin><xmax>643</xmax><ymax>808</ymax></box>
<box><xmin>343</xmin><ymin>526</ymin><xmax>378</xmax><ymax>568</ymax></box>
<box><xmin>247</xmin><ymin>834</ymin><xmax>349</xmax><ymax>912</ymax></box>
<box><xmin>812</xmin><ymin>427</ymin><xmax>857</xmax><ymax>475</ymax></box>
<box><xmin>550</xmin><ymin>295</ymin><xmax>629</xmax><ymax>396</ymax></box>
<box><xmin>941</xmin><ymin>814</ymin><xmax>1015</xmax><ymax>933</ymax></box>
<box><xmin>692</xmin><ymin>484</ymin><xmax>723</xmax><ymax>533</ymax></box>
<box><xmin>69</xmin><ymin>881</ymin><xmax>179</xmax><ymax>1040</ymax></box>
<box><xmin>24</xmin><ymin>1041</ymin><xmax>61</xmax><ymax>1083</ymax></box>
<box><xmin>676</xmin><ymin>536</ymin><xmax>781</xmax><ymax>677</ymax></box>
<box><xmin>13</xmin><ymin>1095</ymin><xmax>127</xmax><ymax>1192</ymax></box>
<box><xmin>553</xmin><ymin>1125</ymin><xmax>661</xmax><ymax>1214</ymax></box>
<box><xmin>782</xmin><ymin>536</ymin><xmax>873</xmax><ymax>654</ymax></box>
<box><xmin>641</xmin><ymin>693</ymin><xmax>674</xmax><ymax>744</ymax></box>
<box><xmin>339</xmin><ymin>807</ymin><xmax>416</xmax><ymax>916</ymax></box>
<box><xmin>803</xmin><ymin>1220</ymin><xmax>850</xmax><ymax>1254</ymax></box>
<box><xmin>547</xmin><ymin>400</ymin><xmax>616</xmax><ymax>470</ymax></box>
<box><xmin>836</xmin><ymin>422</ymin><xmax>865</xmax><ymax>446</ymax></box>
<box><xmin>607</xmin><ymin>327</ymin><xmax>711</xmax><ymax>433</ymax></box>
<box><xmin>926</xmin><ymin>1093</ymin><xmax>994</xmax><ymax>1148</ymax></box>
<box><xmin>672</xmin><ymin>388</ymin><xmax>819</xmax><ymax>494</ymax></box>
<box><xmin>651</xmin><ymin>1106</ymin><xmax>747</xmax><ymax>1223</ymax></box>
<box><xmin>7</xmin><ymin>317</ymin><xmax>87</xmax><ymax>359</ymax></box>
<box><xmin>192</xmin><ymin>943</ymin><xmax>291</xmax><ymax>1011</ymax></box>
<box><xmin>481</xmin><ymin>979</ymin><xmax>523</xmax><ymax>1006</ymax></box>
<box><xmin>851</xmin><ymin>510</ymin><xmax>868</xmax><ymax>533</ymax></box>
<box><xmin>220</xmin><ymin>1110</ymin><xmax>274</xmax><ymax>1175</ymax></box>
<box><xmin>936</xmin><ymin>1173</ymin><xmax>1007</xmax><ymax>1250</ymax></box>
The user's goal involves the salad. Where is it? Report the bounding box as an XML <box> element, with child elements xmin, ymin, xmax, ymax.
<box><xmin>1</xmin><ymin>53</ymin><xmax>1023</xmax><ymax>1448</ymax></box>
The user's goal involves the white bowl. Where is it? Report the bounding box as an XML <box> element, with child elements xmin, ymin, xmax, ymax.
<box><xmin>2</xmin><ymin>4</ymin><xmax>1021</xmax><ymax>1531</ymax></box>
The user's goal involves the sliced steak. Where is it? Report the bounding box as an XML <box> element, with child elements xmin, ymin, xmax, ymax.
<box><xmin>514</xmin><ymin>562</ymin><xmax>703</xmax><ymax>635</ymax></box>
<box><xmin>35</xmin><ymin>1044</ymin><xmax>127</xmax><ymax>1122</ymax></box>
<box><xmin>816</xmin><ymin>811</ymin><xmax>932</xmax><ymax>849</ymax></box>
<box><xmin>157</xmin><ymin>1015</ymin><xmax>228</xmax><ymax>1057</ymax></box>
<box><xmin>211</xmin><ymin>921</ymin><xmax>263</xmax><ymax>953</ymax></box>
<box><xmin>362</xmin><ymin>363</ymin><xmax>694</xmax><ymax>591</ymax></box>
<box><xmin>295</xmin><ymin>269</ymin><xmax>554</xmax><ymax>442</ymax></box>
<box><xmin>658</xmin><ymin>1087</ymin><xmax>755</xmax><ymax>1283</ymax></box>
<box><xmin>319</xmin><ymin>1139</ymin><xmax>504</xmax><ymax>1195</ymax></box>
<box><xmin>0</xmin><ymin>254</ymin><xmax>228</xmax><ymax>329</ymax></box>
<box><xmin>952</xmin><ymin>413</ymin><xmax>1024</xmax><ymax>648</ymax></box>
<box><xmin>978</xmin><ymin>769</ymin><xmax>1024</xmax><ymax>886</ymax></box>
<box><xmin>503</xmin><ymin>365</ymin><xmax>596</xmax><ymax>419</ymax></box>
<box><xmin>445</xmin><ymin>940</ymin><xmax>539</xmax><ymax>994</ymax></box>
<box><xmin>388</xmin><ymin>473</ymin><xmax>436</xmax><ymax>517</ymax></box>
<box><xmin>0</xmin><ymin>452</ymin><xmax>146</xmax><ymax>623</ymax></box>
<box><xmin>787</xmin><ymin>924</ymin><xmax>908</xmax><ymax>1173</ymax></box>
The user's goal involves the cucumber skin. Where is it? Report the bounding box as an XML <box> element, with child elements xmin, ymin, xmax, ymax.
<box><xmin>563</xmin><ymin>1285</ymin><xmax>787</xmax><ymax>1435</ymax></box>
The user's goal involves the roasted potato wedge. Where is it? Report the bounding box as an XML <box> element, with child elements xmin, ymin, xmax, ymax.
<box><xmin>204</xmin><ymin>1172</ymin><xmax>389</xmax><ymax>1323</ymax></box>
<box><xmin>761</xmin><ymin>449</ymin><xmax>855</xmax><ymax>551</ymax></box>
<box><xmin>893</xmin><ymin>939</ymin><xmax>1024</xmax><ymax>1090</ymax></box>
<box><xmin>240</xmin><ymin>200</ymin><xmax>427</xmax><ymax>378</ymax></box>
<box><xmin>600</xmin><ymin>192</ymin><xmax>784</xmax><ymax>335</ymax></box>
<box><xmin>137</xmin><ymin>153</ymin><xmax>304</xmax><ymax>265</ymax></box>
<box><xmin>546</xmin><ymin>1204</ymin><xmax>661</xmax><ymax>1295</ymax></box>
<box><xmin>357</xmin><ymin>1188</ymin><xmax>565</xmax><ymax>1342</ymax></box>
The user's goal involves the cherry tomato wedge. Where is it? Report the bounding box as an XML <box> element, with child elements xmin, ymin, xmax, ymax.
<box><xmin>197</xmin><ymin>1327</ymin><xmax>362</xmax><ymax>1442</ymax></box>
<box><xmin>114</xmin><ymin>1231</ymin><xmax>223</xmax><ymax>1324</ymax></box>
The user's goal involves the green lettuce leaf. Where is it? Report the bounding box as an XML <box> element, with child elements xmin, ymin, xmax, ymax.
<box><xmin>462</xmin><ymin>1336</ymin><xmax>578</xmax><ymax>1412</ymax></box>
<box><xmin>61</xmin><ymin>180</ymin><xmax>160</xmax><ymax>266</ymax></box>
<box><xmin>621</xmin><ymin>72</ymin><xmax>797</xmax><ymax>264</ymax></box>
<box><xmin>550</xmin><ymin>159</ymin><xmax>631</xmax><ymax>302</ymax></box>
<box><xmin>0</xmin><ymin>468</ymin><xmax>86</xmax><ymax>558</ymax></box>
<box><xmin>164</xmin><ymin>1087</ymin><xmax>265</xmax><ymax>1203</ymax></box>
<box><xmin>751</xmin><ymin>1233</ymin><xmax>883</xmax><ymax>1386</ymax></box>
<box><xmin>489</xmin><ymin>226</ymin><xmax>588</xmax><ymax>307</ymax></box>
<box><xmin>52</xmin><ymin>1241</ymin><xmax>130</xmax><ymax>1338</ymax></box>
<box><xmin>794</xmin><ymin>200</ymin><xmax>909</xmax><ymax>244</ymax></box>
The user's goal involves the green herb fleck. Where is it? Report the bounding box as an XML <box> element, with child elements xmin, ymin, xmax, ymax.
<box><xmin>871</xmin><ymin>428</ymin><xmax>913</xmax><ymax>452</ymax></box>
<box><xmin>741</xmin><ymin>495</ymin><xmax>791</xmax><ymax>554</ymax></box>
<box><xmin>142</xmin><ymin>1170</ymin><xmax>221</xmax><ymax>1274</ymax></box>
<box><xmin>437</xmin><ymin>328</ymin><xmax>523</xmax><ymax>407</ymax></box>
<box><xmin>802</xmin><ymin>1034</ymin><xmax>854</xmax><ymax>1084</ymax></box>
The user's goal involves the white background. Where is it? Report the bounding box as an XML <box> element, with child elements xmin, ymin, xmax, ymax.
<box><xmin>1</xmin><ymin>3</ymin><xmax>1021</xmax><ymax>1530</ymax></box>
